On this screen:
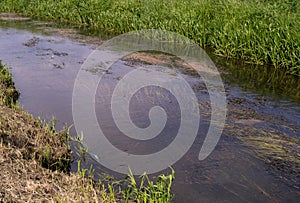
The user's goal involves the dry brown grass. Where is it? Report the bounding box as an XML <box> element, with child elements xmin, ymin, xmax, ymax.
<box><xmin>0</xmin><ymin>62</ymin><xmax>103</xmax><ymax>202</ymax></box>
<box><xmin>0</xmin><ymin>105</ymin><xmax>103</xmax><ymax>202</ymax></box>
<box><xmin>0</xmin><ymin>141</ymin><xmax>102</xmax><ymax>202</ymax></box>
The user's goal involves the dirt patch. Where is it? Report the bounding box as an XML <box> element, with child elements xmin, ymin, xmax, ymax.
<box><xmin>0</xmin><ymin>13</ymin><xmax>30</xmax><ymax>21</ymax></box>
<box><xmin>235</xmin><ymin>119</ymin><xmax>264</xmax><ymax>126</ymax></box>
<box><xmin>23</xmin><ymin>36</ymin><xmax>40</xmax><ymax>47</ymax></box>
<box><xmin>124</xmin><ymin>51</ymin><xmax>225</xmax><ymax>77</ymax></box>
<box><xmin>44</xmin><ymin>28</ymin><xmax>103</xmax><ymax>45</ymax></box>
<box><xmin>0</xmin><ymin>13</ymin><xmax>102</xmax><ymax>45</ymax></box>
<box><xmin>125</xmin><ymin>52</ymin><xmax>172</xmax><ymax>65</ymax></box>
<box><xmin>124</xmin><ymin>52</ymin><xmax>200</xmax><ymax>76</ymax></box>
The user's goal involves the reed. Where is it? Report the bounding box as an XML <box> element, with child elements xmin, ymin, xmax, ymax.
<box><xmin>1</xmin><ymin>0</ymin><xmax>299</xmax><ymax>74</ymax></box>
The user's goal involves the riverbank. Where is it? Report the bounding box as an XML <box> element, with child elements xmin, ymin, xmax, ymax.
<box><xmin>0</xmin><ymin>0</ymin><xmax>299</xmax><ymax>75</ymax></box>
<box><xmin>0</xmin><ymin>61</ymin><xmax>174</xmax><ymax>202</ymax></box>
<box><xmin>0</xmin><ymin>61</ymin><xmax>103</xmax><ymax>201</ymax></box>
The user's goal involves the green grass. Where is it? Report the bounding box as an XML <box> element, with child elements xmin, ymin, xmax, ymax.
<box><xmin>0</xmin><ymin>0</ymin><xmax>299</xmax><ymax>75</ymax></box>
<box><xmin>0</xmin><ymin>60</ymin><xmax>19</xmax><ymax>107</ymax></box>
<box><xmin>123</xmin><ymin>169</ymin><xmax>174</xmax><ymax>203</ymax></box>
<box><xmin>98</xmin><ymin>169</ymin><xmax>175</xmax><ymax>203</ymax></box>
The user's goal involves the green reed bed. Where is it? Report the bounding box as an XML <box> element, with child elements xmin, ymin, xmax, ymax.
<box><xmin>0</xmin><ymin>0</ymin><xmax>299</xmax><ymax>74</ymax></box>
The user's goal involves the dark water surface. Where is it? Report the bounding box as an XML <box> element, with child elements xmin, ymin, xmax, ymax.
<box><xmin>0</xmin><ymin>20</ymin><xmax>299</xmax><ymax>202</ymax></box>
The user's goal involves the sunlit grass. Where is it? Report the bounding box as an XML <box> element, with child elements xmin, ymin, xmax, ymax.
<box><xmin>0</xmin><ymin>0</ymin><xmax>299</xmax><ymax>74</ymax></box>
<box><xmin>98</xmin><ymin>169</ymin><xmax>175</xmax><ymax>203</ymax></box>
<box><xmin>0</xmin><ymin>60</ymin><xmax>19</xmax><ymax>108</ymax></box>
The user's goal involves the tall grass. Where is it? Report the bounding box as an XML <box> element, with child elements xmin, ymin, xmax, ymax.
<box><xmin>123</xmin><ymin>169</ymin><xmax>174</xmax><ymax>203</ymax></box>
<box><xmin>0</xmin><ymin>0</ymin><xmax>299</xmax><ymax>74</ymax></box>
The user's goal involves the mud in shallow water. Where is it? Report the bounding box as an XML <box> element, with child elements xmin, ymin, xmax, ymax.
<box><xmin>0</xmin><ymin>13</ymin><xmax>31</xmax><ymax>21</ymax></box>
<box><xmin>0</xmin><ymin>19</ymin><xmax>299</xmax><ymax>202</ymax></box>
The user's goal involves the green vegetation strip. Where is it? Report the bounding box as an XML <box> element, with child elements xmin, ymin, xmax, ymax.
<box><xmin>0</xmin><ymin>0</ymin><xmax>299</xmax><ymax>75</ymax></box>
<box><xmin>0</xmin><ymin>61</ymin><xmax>174</xmax><ymax>202</ymax></box>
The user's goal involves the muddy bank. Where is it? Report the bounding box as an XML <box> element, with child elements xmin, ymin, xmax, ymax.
<box><xmin>0</xmin><ymin>62</ymin><xmax>103</xmax><ymax>202</ymax></box>
<box><xmin>0</xmin><ymin>107</ymin><xmax>102</xmax><ymax>202</ymax></box>
<box><xmin>0</xmin><ymin>13</ymin><xmax>103</xmax><ymax>45</ymax></box>
<box><xmin>0</xmin><ymin>13</ymin><xmax>30</xmax><ymax>21</ymax></box>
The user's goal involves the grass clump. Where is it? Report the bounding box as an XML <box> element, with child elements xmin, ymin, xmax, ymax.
<box><xmin>0</xmin><ymin>0</ymin><xmax>299</xmax><ymax>74</ymax></box>
<box><xmin>123</xmin><ymin>169</ymin><xmax>174</xmax><ymax>203</ymax></box>
<box><xmin>0</xmin><ymin>60</ymin><xmax>19</xmax><ymax>108</ymax></box>
<box><xmin>98</xmin><ymin>169</ymin><xmax>175</xmax><ymax>203</ymax></box>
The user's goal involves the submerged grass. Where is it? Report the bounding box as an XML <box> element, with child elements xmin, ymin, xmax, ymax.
<box><xmin>238</xmin><ymin>128</ymin><xmax>300</xmax><ymax>175</ymax></box>
<box><xmin>227</xmin><ymin>106</ymin><xmax>300</xmax><ymax>187</ymax></box>
<box><xmin>236</xmin><ymin>127</ymin><xmax>300</xmax><ymax>187</ymax></box>
<box><xmin>0</xmin><ymin>0</ymin><xmax>299</xmax><ymax>74</ymax></box>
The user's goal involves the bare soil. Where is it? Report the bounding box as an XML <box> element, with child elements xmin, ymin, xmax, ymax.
<box><xmin>0</xmin><ymin>13</ymin><xmax>30</xmax><ymax>21</ymax></box>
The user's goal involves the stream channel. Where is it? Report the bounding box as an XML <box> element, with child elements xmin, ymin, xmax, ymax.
<box><xmin>0</xmin><ymin>19</ymin><xmax>299</xmax><ymax>202</ymax></box>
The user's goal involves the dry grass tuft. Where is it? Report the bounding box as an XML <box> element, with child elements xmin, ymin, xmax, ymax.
<box><xmin>0</xmin><ymin>105</ymin><xmax>103</xmax><ymax>202</ymax></box>
<box><xmin>0</xmin><ymin>140</ymin><xmax>102</xmax><ymax>202</ymax></box>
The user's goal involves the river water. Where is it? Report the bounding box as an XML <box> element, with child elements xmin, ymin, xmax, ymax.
<box><xmin>0</xmin><ymin>20</ymin><xmax>299</xmax><ymax>202</ymax></box>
